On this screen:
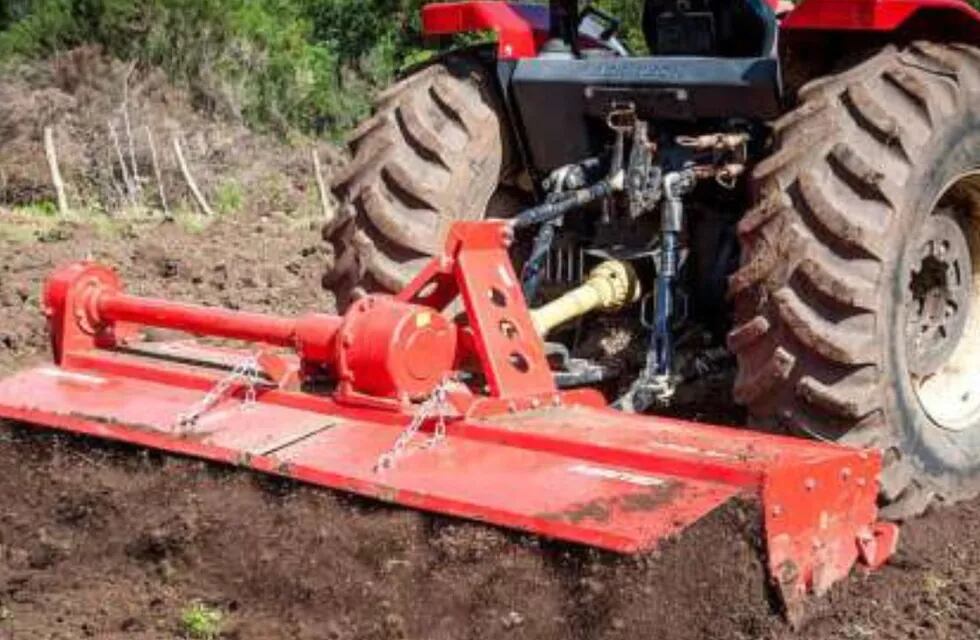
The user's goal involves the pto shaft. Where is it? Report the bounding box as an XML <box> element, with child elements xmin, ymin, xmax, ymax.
<box><xmin>530</xmin><ymin>260</ymin><xmax>640</xmax><ymax>336</ymax></box>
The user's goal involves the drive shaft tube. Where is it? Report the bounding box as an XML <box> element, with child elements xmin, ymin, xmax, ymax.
<box><xmin>45</xmin><ymin>261</ymin><xmax>458</xmax><ymax>400</ymax></box>
<box><xmin>80</xmin><ymin>282</ymin><xmax>342</xmax><ymax>363</ymax></box>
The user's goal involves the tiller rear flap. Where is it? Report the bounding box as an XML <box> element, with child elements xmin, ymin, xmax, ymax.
<box><xmin>0</xmin><ymin>221</ymin><xmax>896</xmax><ymax>616</ymax></box>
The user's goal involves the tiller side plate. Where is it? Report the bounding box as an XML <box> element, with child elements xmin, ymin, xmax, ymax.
<box><xmin>0</xmin><ymin>221</ymin><xmax>897</xmax><ymax>617</ymax></box>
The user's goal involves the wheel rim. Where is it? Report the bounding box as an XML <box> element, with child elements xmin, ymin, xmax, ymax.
<box><xmin>908</xmin><ymin>171</ymin><xmax>980</xmax><ymax>432</ymax></box>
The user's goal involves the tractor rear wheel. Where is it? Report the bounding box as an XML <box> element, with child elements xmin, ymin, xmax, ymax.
<box><xmin>731</xmin><ymin>42</ymin><xmax>980</xmax><ymax>519</ymax></box>
<box><xmin>324</xmin><ymin>54</ymin><xmax>516</xmax><ymax>306</ymax></box>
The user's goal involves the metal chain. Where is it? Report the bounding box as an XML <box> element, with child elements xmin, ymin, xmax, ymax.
<box><xmin>373</xmin><ymin>378</ymin><xmax>454</xmax><ymax>473</ymax></box>
<box><xmin>177</xmin><ymin>354</ymin><xmax>261</xmax><ymax>431</ymax></box>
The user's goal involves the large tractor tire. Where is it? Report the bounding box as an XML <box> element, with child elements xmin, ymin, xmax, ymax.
<box><xmin>324</xmin><ymin>54</ymin><xmax>515</xmax><ymax>304</ymax></box>
<box><xmin>731</xmin><ymin>42</ymin><xmax>980</xmax><ymax>519</ymax></box>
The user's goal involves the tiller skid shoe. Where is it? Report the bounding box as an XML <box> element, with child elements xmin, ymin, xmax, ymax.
<box><xmin>0</xmin><ymin>221</ymin><xmax>896</xmax><ymax>616</ymax></box>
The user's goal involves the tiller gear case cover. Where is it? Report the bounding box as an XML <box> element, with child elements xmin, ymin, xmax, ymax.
<box><xmin>0</xmin><ymin>221</ymin><xmax>896</xmax><ymax>616</ymax></box>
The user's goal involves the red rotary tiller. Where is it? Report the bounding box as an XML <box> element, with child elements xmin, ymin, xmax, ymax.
<box><xmin>0</xmin><ymin>221</ymin><xmax>896</xmax><ymax>616</ymax></box>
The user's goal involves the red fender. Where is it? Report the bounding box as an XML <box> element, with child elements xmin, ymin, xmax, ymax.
<box><xmin>420</xmin><ymin>1</ymin><xmax>788</xmax><ymax>59</ymax></box>
<box><xmin>783</xmin><ymin>0</ymin><xmax>980</xmax><ymax>33</ymax></box>
<box><xmin>423</xmin><ymin>0</ymin><xmax>980</xmax><ymax>61</ymax></box>
<box><xmin>422</xmin><ymin>2</ymin><xmax>549</xmax><ymax>60</ymax></box>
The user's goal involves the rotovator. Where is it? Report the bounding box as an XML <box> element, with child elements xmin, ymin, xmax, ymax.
<box><xmin>0</xmin><ymin>222</ymin><xmax>894</xmax><ymax>619</ymax></box>
<box><xmin>0</xmin><ymin>0</ymin><xmax>978</xmax><ymax>623</ymax></box>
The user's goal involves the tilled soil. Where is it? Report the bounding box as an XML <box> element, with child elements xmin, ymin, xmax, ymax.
<box><xmin>1</xmin><ymin>210</ymin><xmax>980</xmax><ymax>639</ymax></box>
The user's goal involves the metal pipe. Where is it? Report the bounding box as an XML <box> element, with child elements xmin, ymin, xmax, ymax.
<box><xmin>89</xmin><ymin>289</ymin><xmax>342</xmax><ymax>361</ymax></box>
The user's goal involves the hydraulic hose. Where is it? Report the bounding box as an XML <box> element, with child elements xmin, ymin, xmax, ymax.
<box><xmin>512</xmin><ymin>178</ymin><xmax>619</xmax><ymax>230</ymax></box>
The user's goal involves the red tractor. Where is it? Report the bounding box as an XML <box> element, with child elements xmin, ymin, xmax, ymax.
<box><xmin>1</xmin><ymin>0</ymin><xmax>979</xmax><ymax>617</ymax></box>
<box><xmin>326</xmin><ymin>0</ymin><xmax>980</xmax><ymax>519</ymax></box>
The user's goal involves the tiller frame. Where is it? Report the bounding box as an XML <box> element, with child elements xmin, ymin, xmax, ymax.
<box><xmin>0</xmin><ymin>221</ymin><xmax>896</xmax><ymax>616</ymax></box>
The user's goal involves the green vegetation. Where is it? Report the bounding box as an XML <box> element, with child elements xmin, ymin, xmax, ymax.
<box><xmin>1</xmin><ymin>0</ymin><xmax>977</xmax><ymax>139</ymax></box>
<box><xmin>214</xmin><ymin>180</ymin><xmax>244</xmax><ymax>216</ymax></box>
<box><xmin>0</xmin><ymin>1</ymin><xmax>646</xmax><ymax>139</ymax></box>
<box><xmin>0</xmin><ymin>0</ymin><xmax>437</xmax><ymax>138</ymax></box>
<box><xmin>180</xmin><ymin>601</ymin><xmax>224</xmax><ymax>640</ymax></box>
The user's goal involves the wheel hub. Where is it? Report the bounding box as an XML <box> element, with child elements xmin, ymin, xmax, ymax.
<box><xmin>905</xmin><ymin>214</ymin><xmax>973</xmax><ymax>378</ymax></box>
<box><xmin>907</xmin><ymin>172</ymin><xmax>980</xmax><ymax>432</ymax></box>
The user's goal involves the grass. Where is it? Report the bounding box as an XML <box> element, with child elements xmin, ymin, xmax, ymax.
<box><xmin>214</xmin><ymin>180</ymin><xmax>244</xmax><ymax>216</ymax></box>
<box><xmin>180</xmin><ymin>601</ymin><xmax>224</xmax><ymax>640</ymax></box>
<box><xmin>0</xmin><ymin>199</ymin><xmax>228</xmax><ymax>245</ymax></box>
<box><xmin>0</xmin><ymin>201</ymin><xmax>195</xmax><ymax>243</ymax></box>
<box><xmin>171</xmin><ymin>206</ymin><xmax>214</xmax><ymax>234</ymax></box>
<box><xmin>0</xmin><ymin>202</ymin><xmax>71</xmax><ymax>243</ymax></box>
<box><xmin>16</xmin><ymin>201</ymin><xmax>60</xmax><ymax>217</ymax></box>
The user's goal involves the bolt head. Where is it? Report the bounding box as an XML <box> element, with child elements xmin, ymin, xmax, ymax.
<box><xmin>499</xmin><ymin>225</ymin><xmax>515</xmax><ymax>248</ymax></box>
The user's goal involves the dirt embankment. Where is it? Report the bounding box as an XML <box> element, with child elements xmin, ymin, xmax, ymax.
<box><xmin>0</xmin><ymin>46</ymin><xmax>342</xmax><ymax>219</ymax></box>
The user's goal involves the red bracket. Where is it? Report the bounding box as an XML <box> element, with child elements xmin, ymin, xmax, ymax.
<box><xmin>399</xmin><ymin>221</ymin><xmax>557</xmax><ymax>401</ymax></box>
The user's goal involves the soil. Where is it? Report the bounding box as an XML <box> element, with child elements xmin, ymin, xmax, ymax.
<box><xmin>1</xmin><ymin>208</ymin><xmax>980</xmax><ymax>640</ymax></box>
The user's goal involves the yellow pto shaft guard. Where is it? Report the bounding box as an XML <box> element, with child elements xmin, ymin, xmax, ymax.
<box><xmin>530</xmin><ymin>260</ymin><xmax>641</xmax><ymax>337</ymax></box>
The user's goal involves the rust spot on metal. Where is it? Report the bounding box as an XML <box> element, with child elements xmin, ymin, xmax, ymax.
<box><xmin>537</xmin><ymin>483</ymin><xmax>682</xmax><ymax>525</ymax></box>
<box><xmin>48</xmin><ymin>408</ymin><xmax>214</xmax><ymax>442</ymax></box>
<box><xmin>536</xmin><ymin>497</ymin><xmax>612</xmax><ymax>525</ymax></box>
<box><xmin>373</xmin><ymin>484</ymin><xmax>399</xmax><ymax>504</ymax></box>
<box><xmin>561</xmin><ymin>499</ymin><xmax>613</xmax><ymax>524</ymax></box>
<box><xmin>619</xmin><ymin>483</ymin><xmax>682</xmax><ymax>513</ymax></box>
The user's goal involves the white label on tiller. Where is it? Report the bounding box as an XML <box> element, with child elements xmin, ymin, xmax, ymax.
<box><xmin>39</xmin><ymin>368</ymin><xmax>108</xmax><ymax>386</ymax></box>
<box><xmin>568</xmin><ymin>464</ymin><xmax>668</xmax><ymax>487</ymax></box>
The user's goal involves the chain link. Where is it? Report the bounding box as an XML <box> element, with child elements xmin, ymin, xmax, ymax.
<box><xmin>373</xmin><ymin>378</ymin><xmax>454</xmax><ymax>473</ymax></box>
<box><xmin>177</xmin><ymin>354</ymin><xmax>261</xmax><ymax>431</ymax></box>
